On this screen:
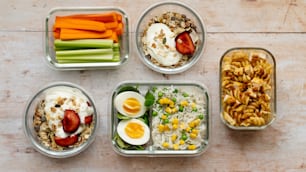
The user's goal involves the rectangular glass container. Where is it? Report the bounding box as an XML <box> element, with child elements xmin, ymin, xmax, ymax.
<box><xmin>45</xmin><ymin>7</ymin><xmax>129</xmax><ymax>70</ymax></box>
<box><xmin>219</xmin><ymin>47</ymin><xmax>276</xmax><ymax>130</ymax></box>
<box><xmin>110</xmin><ymin>81</ymin><xmax>210</xmax><ymax>157</ymax></box>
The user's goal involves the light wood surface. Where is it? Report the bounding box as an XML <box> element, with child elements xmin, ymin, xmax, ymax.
<box><xmin>1</xmin><ymin>0</ymin><xmax>306</xmax><ymax>171</ymax></box>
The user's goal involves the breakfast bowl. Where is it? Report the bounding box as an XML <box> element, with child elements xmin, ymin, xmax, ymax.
<box><xmin>135</xmin><ymin>1</ymin><xmax>206</xmax><ymax>74</ymax></box>
<box><xmin>23</xmin><ymin>82</ymin><xmax>99</xmax><ymax>158</ymax></box>
<box><xmin>219</xmin><ymin>47</ymin><xmax>276</xmax><ymax>130</ymax></box>
<box><xmin>110</xmin><ymin>81</ymin><xmax>210</xmax><ymax>157</ymax></box>
<box><xmin>45</xmin><ymin>7</ymin><xmax>129</xmax><ymax>70</ymax></box>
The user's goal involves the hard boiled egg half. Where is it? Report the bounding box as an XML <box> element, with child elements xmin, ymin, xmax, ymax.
<box><xmin>114</xmin><ymin>91</ymin><xmax>146</xmax><ymax>118</ymax></box>
<box><xmin>117</xmin><ymin>119</ymin><xmax>150</xmax><ymax>145</ymax></box>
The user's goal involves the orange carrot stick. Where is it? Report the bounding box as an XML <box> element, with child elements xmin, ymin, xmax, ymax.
<box><xmin>54</xmin><ymin>17</ymin><xmax>106</xmax><ymax>32</ymax></box>
<box><xmin>105</xmin><ymin>21</ymin><xmax>118</xmax><ymax>30</ymax></box>
<box><xmin>108</xmin><ymin>32</ymin><xmax>118</xmax><ymax>43</ymax></box>
<box><xmin>115</xmin><ymin>22</ymin><xmax>123</xmax><ymax>36</ymax></box>
<box><xmin>116</xmin><ymin>13</ymin><xmax>122</xmax><ymax>22</ymax></box>
<box><xmin>58</xmin><ymin>12</ymin><xmax>119</xmax><ymax>23</ymax></box>
<box><xmin>59</xmin><ymin>29</ymin><xmax>113</xmax><ymax>40</ymax></box>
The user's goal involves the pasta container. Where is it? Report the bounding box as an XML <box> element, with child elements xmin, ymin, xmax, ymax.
<box><xmin>44</xmin><ymin>7</ymin><xmax>129</xmax><ymax>70</ymax></box>
<box><xmin>219</xmin><ymin>47</ymin><xmax>276</xmax><ymax>130</ymax></box>
<box><xmin>110</xmin><ymin>81</ymin><xmax>210</xmax><ymax>157</ymax></box>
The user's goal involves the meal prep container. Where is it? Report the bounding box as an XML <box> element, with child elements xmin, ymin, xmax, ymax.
<box><xmin>219</xmin><ymin>47</ymin><xmax>276</xmax><ymax>130</ymax></box>
<box><xmin>45</xmin><ymin>7</ymin><xmax>129</xmax><ymax>70</ymax></box>
<box><xmin>110</xmin><ymin>81</ymin><xmax>210</xmax><ymax>157</ymax></box>
<box><xmin>23</xmin><ymin>82</ymin><xmax>99</xmax><ymax>158</ymax></box>
<box><xmin>135</xmin><ymin>1</ymin><xmax>206</xmax><ymax>74</ymax></box>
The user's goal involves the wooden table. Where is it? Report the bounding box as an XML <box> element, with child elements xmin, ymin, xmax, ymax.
<box><xmin>1</xmin><ymin>0</ymin><xmax>306</xmax><ymax>171</ymax></box>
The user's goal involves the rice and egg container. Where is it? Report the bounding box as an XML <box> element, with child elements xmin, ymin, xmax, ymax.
<box><xmin>110</xmin><ymin>81</ymin><xmax>210</xmax><ymax>157</ymax></box>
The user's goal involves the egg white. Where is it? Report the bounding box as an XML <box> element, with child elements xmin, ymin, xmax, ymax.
<box><xmin>114</xmin><ymin>91</ymin><xmax>146</xmax><ymax>118</ymax></box>
<box><xmin>117</xmin><ymin>119</ymin><xmax>150</xmax><ymax>145</ymax></box>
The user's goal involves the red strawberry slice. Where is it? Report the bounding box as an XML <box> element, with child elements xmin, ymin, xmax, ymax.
<box><xmin>54</xmin><ymin>135</ymin><xmax>78</xmax><ymax>147</ymax></box>
<box><xmin>84</xmin><ymin>115</ymin><xmax>93</xmax><ymax>125</ymax></box>
<box><xmin>62</xmin><ymin>110</ymin><xmax>80</xmax><ymax>133</ymax></box>
<box><xmin>175</xmin><ymin>31</ymin><xmax>195</xmax><ymax>55</ymax></box>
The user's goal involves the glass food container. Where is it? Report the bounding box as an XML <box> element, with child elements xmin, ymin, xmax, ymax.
<box><xmin>23</xmin><ymin>82</ymin><xmax>99</xmax><ymax>158</ymax></box>
<box><xmin>219</xmin><ymin>47</ymin><xmax>276</xmax><ymax>130</ymax></box>
<box><xmin>135</xmin><ymin>1</ymin><xmax>206</xmax><ymax>74</ymax></box>
<box><xmin>45</xmin><ymin>7</ymin><xmax>129</xmax><ymax>70</ymax></box>
<box><xmin>110</xmin><ymin>81</ymin><xmax>210</xmax><ymax>157</ymax></box>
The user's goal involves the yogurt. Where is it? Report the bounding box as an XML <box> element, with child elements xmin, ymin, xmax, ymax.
<box><xmin>43</xmin><ymin>86</ymin><xmax>94</xmax><ymax>138</ymax></box>
<box><xmin>144</xmin><ymin>23</ymin><xmax>182</xmax><ymax>66</ymax></box>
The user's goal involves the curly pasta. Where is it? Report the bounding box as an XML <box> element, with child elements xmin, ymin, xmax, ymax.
<box><xmin>221</xmin><ymin>50</ymin><xmax>274</xmax><ymax>127</ymax></box>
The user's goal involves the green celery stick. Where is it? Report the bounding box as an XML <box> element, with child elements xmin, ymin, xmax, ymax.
<box><xmin>54</xmin><ymin>39</ymin><xmax>114</xmax><ymax>49</ymax></box>
<box><xmin>56</xmin><ymin>53</ymin><xmax>114</xmax><ymax>60</ymax></box>
<box><xmin>56</xmin><ymin>49</ymin><xmax>113</xmax><ymax>56</ymax></box>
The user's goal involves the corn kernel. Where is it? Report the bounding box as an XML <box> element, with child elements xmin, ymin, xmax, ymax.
<box><xmin>190</xmin><ymin>133</ymin><xmax>197</xmax><ymax>139</ymax></box>
<box><xmin>158</xmin><ymin>124</ymin><xmax>164</xmax><ymax>132</ymax></box>
<box><xmin>169</xmin><ymin>101</ymin><xmax>175</xmax><ymax>108</ymax></box>
<box><xmin>164</xmin><ymin>124</ymin><xmax>170</xmax><ymax>131</ymax></box>
<box><xmin>188</xmin><ymin>144</ymin><xmax>196</xmax><ymax>150</ymax></box>
<box><xmin>194</xmin><ymin>119</ymin><xmax>201</xmax><ymax>126</ymax></box>
<box><xmin>172</xmin><ymin>107</ymin><xmax>177</xmax><ymax>113</ymax></box>
<box><xmin>162</xmin><ymin>142</ymin><xmax>169</xmax><ymax>148</ymax></box>
<box><xmin>164</xmin><ymin>98</ymin><xmax>170</xmax><ymax>104</ymax></box>
<box><xmin>159</xmin><ymin>98</ymin><xmax>164</xmax><ymax>104</ymax></box>
<box><xmin>173</xmin><ymin>144</ymin><xmax>179</xmax><ymax>150</ymax></box>
<box><xmin>161</xmin><ymin>115</ymin><xmax>167</xmax><ymax>120</ymax></box>
<box><xmin>179</xmin><ymin>140</ymin><xmax>185</xmax><ymax>145</ymax></box>
<box><xmin>186</xmin><ymin>127</ymin><xmax>191</xmax><ymax>132</ymax></box>
<box><xmin>172</xmin><ymin>118</ymin><xmax>179</xmax><ymax>124</ymax></box>
<box><xmin>171</xmin><ymin>134</ymin><xmax>177</xmax><ymax>141</ymax></box>
<box><xmin>192</xmin><ymin>129</ymin><xmax>199</xmax><ymax>135</ymax></box>
<box><xmin>191</xmin><ymin>103</ymin><xmax>196</xmax><ymax>108</ymax></box>
<box><xmin>189</xmin><ymin>121</ymin><xmax>195</xmax><ymax>128</ymax></box>
<box><xmin>180</xmin><ymin>100</ymin><xmax>188</xmax><ymax>107</ymax></box>
<box><xmin>172</xmin><ymin>124</ymin><xmax>178</xmax><ymax>130</ymax></box>
<box><xmin>165</xmin><ymin>107</ymin><xmax>172</xmax><ymax>114</ymax></box>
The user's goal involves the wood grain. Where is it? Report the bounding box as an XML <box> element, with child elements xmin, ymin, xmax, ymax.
<box><xmin>0</xmin><ymin>0</ymin><xmax>306</xmax><ymax>171</ymax></box>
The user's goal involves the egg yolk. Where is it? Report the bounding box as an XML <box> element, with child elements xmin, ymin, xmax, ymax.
<box><xmin>125</xmin><ymin>122</ymin><xmax>144</xmax><ymax>139</ymax></box>
<box><xmin>123</xmin><ymin>98</ymin><xmax>141</xmax><ymax>115</ymax></box>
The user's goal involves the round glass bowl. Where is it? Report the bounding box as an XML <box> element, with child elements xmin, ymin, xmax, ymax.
<box><xmin>23</xmin><ymin>82</ymin><xmax>99</xmax><ymax>158</ymax></box>
<box><xmin>135</xmin><ymin>1</ymin><xmax>206</xmax><ymax>74</ymax></box>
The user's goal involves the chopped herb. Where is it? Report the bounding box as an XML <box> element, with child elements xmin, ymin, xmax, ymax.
<box><xmin>162</xmin><ymin>37</ymin><xmax>167</xmax><ymax>44</ymax></box>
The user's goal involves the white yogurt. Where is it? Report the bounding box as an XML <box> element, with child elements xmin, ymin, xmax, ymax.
<box><xmin>43</xmin><ymin>86</ymin><xmax>93</xmax><ymax>138</ymax></box>
<box><xmin>144</xmin><ymin>23</ymin><xmax>182</xmax><ymax>66</ymax></box>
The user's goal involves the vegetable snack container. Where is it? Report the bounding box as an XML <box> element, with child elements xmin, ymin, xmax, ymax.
<box><xmin>23</xmin><ymin>82</ymin><xmax>99</xmax><ymax>158</ymax></box>
<box><xmin>45</xmin><ymin>7</ymin><xmax>129</xmax><ymax>70</ymax></box>
<box><xmin>219</xmin><ymin>47</ymin><xmax>276</xmax><ymax>130</ymax></box>
<box><xmin>110</xmin><ymin>81</ymin><xmax>210</xmax><ymax>157</ymax></box>
<box><xmin>135</xmin><ymin>1</ymin><xmax>206</xmax><ymax>74</ymax></box>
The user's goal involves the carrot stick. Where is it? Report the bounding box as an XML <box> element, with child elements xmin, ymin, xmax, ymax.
<box><xmin>105</xmin><ymin>21</ymin><xmax>118</xmax><ymax>30</ymax></box>
<box><xmin>115</xmin><ymin>22</ymin><xmax>123</xmax><ymax>36</ymax></box>
<box><xmin>58</xmin><ymin>12</ymin><xmax>119</xmax><ymax>23</ymax></box>
<box><xmin>54</xmin><ymin>17</ymin><xmax>106</xmax><ymax>32</ymax></box>
<box><xmin>108</xmin><ymin>32</ymin><xmax>118</xmax><ymax>43</ymax></box>
<box><xmin>59</xmin><ymin>29</ymin><xmax>113</xmax><ymax>40</ymax></box>
<box><xmin>116</xmin><ymin>13</ymin><xmax>122</xmax><ymax>22</ymax></box>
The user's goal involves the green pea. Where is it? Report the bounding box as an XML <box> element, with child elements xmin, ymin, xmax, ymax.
<box><xmin>173</xmin><ymin>89</ymin><xmax>178</xmax><ymax>93</ymax></box>
<box><xmin>192</xmin><ymin>107</ymin><xmax>198</xmax><ymax>112</ymax></box>
<box><xmin>152</xmin><ymin>86</ymin><xmax>157</xmax><ymax>92</ymax></box>
<box><xmin>163</xmin><ymin>119</ymin><xmax>169</xmax><ymax>124</ymax></box>
<box><xmin>158</xmin><ymin>91</ymin><xmax>163</xmax><ymax>97</ymax></box>
<box><xmin>172</xmin><ymin>97</ymin><xmax>177</xmax><ymax>103</ymax></box>
<box><xmin>179</xmin><ymin>106</ymin><xmax>184</xmax><ymax>112</ymax></box>
<box><xmin>198</xmin><ymin>114</ymin><xmax>204</xmax><ymax>120</ymax></box>
<box><xmin>183</xmin><ymin>92</ymin><xmax>189</xmax><ymax>97</ymax></box>
<box><xmin>152</xmin><ymin>111</ymin><xmax>158</xmax><ymax>117</ymax></box>
<box><xmin>181</xmin><ymin>134</ymin><xmax>188</xmax><ymax>141</ymax></box>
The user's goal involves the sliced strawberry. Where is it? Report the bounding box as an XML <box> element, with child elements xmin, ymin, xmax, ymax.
<box><xmin>54</xmin><ymin>135</ymin><xmax>78</xmax><ymax>147</ymax></box>
<box><xmin>62</xmin><ymin>110</ymin><xmax>80</xmax><ymax>133</ymax></box>
<box><xmin>84</xmin><ymin>115</ymin><xmax>93</xmax><ymax>125</ymax></box>
<box><xmin>175</xmin><ymin>31</ymin><xmax>195</xmax><ymax>55</ymax></box>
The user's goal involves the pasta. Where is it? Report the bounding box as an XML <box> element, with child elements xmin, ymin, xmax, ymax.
<box><xmin>221</xmin><ymin>50</ymin><xmax>274</xmax><ymax>127</ymax></box>
<box><xmin>151</xmin><ymin>86</ymin><xmax>207</xmax><ymax>150</ymax></box>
